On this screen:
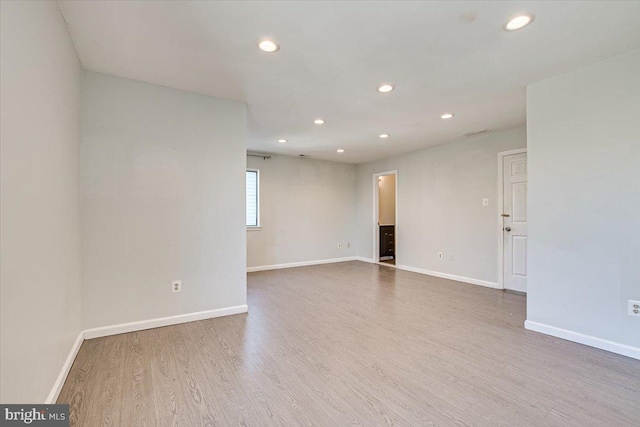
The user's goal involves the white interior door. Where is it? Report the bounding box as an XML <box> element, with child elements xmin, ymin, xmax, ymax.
<box><xmin>503</xmin><ymin>153</ymin><xmax>527</xmax><ymax>292</ymax></box>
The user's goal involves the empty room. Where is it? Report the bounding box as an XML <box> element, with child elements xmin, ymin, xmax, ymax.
<box><xmin>1</xmin><ymin>1</ymin><xmax>639</xmax><ymax>426</ymax></box>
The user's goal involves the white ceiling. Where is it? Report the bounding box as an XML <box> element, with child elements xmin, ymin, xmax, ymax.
<box><xmin>58</xmin><ymin>1</ymin><xmax>640</xmax><ymax>163</ymax></box>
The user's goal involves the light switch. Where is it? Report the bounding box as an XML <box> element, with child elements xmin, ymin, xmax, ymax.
<box><xmin>482</xmin><ymin>198</ymin><xmax>489</xmax><ymax>207</ymax></box>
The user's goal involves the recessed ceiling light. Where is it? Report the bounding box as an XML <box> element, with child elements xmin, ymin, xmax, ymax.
<box><xmin>377</xmin><ymin>84</ymin><xmax>395</xmax><ymax>93</ymax></box>
<box><xmin>258</xmin><ymin>40</ymin><xmax>280</xmax><ymax>52</ymax></box>
<box><xmin>337</xmin><ymin>149</ymin><xmax>345</xmax><ymax>153</ymax></box>
<box><xmin>278</xmin><ymin>139</ymin><xmax>287</xmax><ymax>143</ymax></box>
<box><xmin>441</xmin><ymin>113</ymin><xmax>455</xmax><ymax>119</ymax></box>
<box><xmin>379</xmin><ymin>134</ymin><xmax>390</xmax><ymax>139</ymax></box>
<box><xmin>504</xmin><ymin>13</ymin><xmax>535</xmax><ymax>31</ymax></box>
<box><xmin>314</xmin><ymin>119</ymin><xmax>325</xmax><ymax>125</ymax></box>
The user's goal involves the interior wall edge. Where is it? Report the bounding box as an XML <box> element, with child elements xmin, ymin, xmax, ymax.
<box><xmin>395</xmin><ymin>264</ymin><xmax>501</xmax><ymax>289</ymax></box>
<box><xmin>247</xmin><ymin>257</ymin><xmax>357</xmax><ymax>272</ymax></box>
<box><xmin>83</xmin><ymin>304</ymin><xmax>249</xmax><ymax>340</ymax></box>
<box><xmin>45</xmin><ymin>332</ymin><xmax>85</xmax><ymax>404</ymax></box>
<box><xmin>525</xmin><ymin>320</ymin><xmax>640</xmax><ymax>360</ymax></box>
<box><xmin>45</xmin><ymin>304</ymin><xmax>248</xmax><ymax>403</ymax></box>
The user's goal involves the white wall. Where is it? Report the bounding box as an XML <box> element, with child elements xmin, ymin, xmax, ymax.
<box><xmin>378</xmin><ymin>174</ymin><xmax>396</xmax><ymax>225</ymax></box>
<box><xmin>247</xmin><ymin>154</ymin><xmax>356</xmax><ymax>268</ymax></box>
<box><xmin>82</xmin><ymin>71</ymin><xmax>247</xmax><ymax>329</ymax></box>
<box><xmin>355</xmin><ymin>127</ymin><xmax>526</xmax><ymax>284</ymax></box>
<box><xmin>526</xmin><ymin>49</ymin><xmax>640</xmax><ymax>354</ymax></box>
<box><xmin>0</xmin><ymin>1</ymin><xmax>82</xmax><ymax>403</ymax></box>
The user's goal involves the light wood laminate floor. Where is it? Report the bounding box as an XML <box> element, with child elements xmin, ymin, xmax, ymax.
<box><xmin>58</xmin><ymin>261</ymin><xmax>640</xmax><ymax>426</ymax></box>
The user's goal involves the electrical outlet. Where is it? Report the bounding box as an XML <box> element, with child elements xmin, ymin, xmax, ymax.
<box><xmin>337</xmin><ymin>243</ymin><xmax>342</xmax><ymax>249</ymax></box>
<box><xmin>437</xmin><ymin>252</ymin><xmax>443</xmax><ymax>260</ymax></box>
<box><xmin>482</xmin><ymin>198</ymin><xmax>489</xmax><ymax>207</ymax></box>
<box><xmin>172</xmin><ymin>280</ymin><xmax>182</xmax><ymax>293</ymax></box>
<box><xmin>629</xmin><ymin>300</ymin><xmax>640</xmax><ymax>317</ymax></box>
<box><xmin>449</xmin><ymin>254</ymin><xmax>455</xmax><ymax>261</ymax></box>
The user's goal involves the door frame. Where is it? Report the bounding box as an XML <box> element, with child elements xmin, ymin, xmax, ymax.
<box><xmin>372</xmin><ymin>170</ymin><xmax>398</xmax><ymax>266</ymax></box>
<box><xmin>497</xmin><ymin>148</ymin><xmax>527</xmax><ymax>289</ymax></box>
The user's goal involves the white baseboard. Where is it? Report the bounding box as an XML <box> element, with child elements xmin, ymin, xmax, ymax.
<box><xmin>45</xmin><ymin>331</ymin><xmax>84</xmax><ymax>404</ymax></box>
<box><xmin>247</xmin><ymin>257</ymin><xmax>356</xmax><ymax>273</ymax></box>
<box><xmin>524</xmin><ymin>320</ymin><xmax>640</xmax><ymax>360</ymax></box>
<box><xmin>48</xmin><ymin>304</ymin><xmax>248</xmax><ymax>402</ymax></box>
<box><xmin>350</xmin><ymin>258</ymin><xmax>500</xmax><ymax>289</ymax></box>
<box><xmin>395</xmin><ymin>264</ymin><xmax>501</xmax><ymax>289</ymax></box>
<box><xmin>84</xmin><ymin>305</ymin><xmax>249</xmax><ymax>339</ymax></box>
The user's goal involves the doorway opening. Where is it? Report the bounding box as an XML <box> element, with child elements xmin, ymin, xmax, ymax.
<box><xmin>373</xmin><ymin>171</ymin><xmax>397</xmax><ymax>266</ymax></box>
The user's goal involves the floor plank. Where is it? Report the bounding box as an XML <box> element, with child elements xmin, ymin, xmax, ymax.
<box><xmin>58</xmin><ymin>261</ymin><xmax>640</xmax><ymax>426</ymax></box>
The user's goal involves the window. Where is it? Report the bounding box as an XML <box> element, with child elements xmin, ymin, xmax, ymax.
<box><xmin>246</xmin><ymin>169</ymin><xmax>259</xmax><ymax>227</ymax></box>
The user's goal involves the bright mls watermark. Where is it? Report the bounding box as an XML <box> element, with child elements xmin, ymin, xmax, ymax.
<box><xmin>0</xmin><ymin>405</ymin><xmax>69</xmax><ymax>426</ymax></box>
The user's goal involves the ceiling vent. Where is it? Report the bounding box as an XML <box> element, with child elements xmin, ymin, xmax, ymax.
<box><xmin>464</xmin><ymin>129</ymin><xmax>493</xmax><ymax>138</ymax></box>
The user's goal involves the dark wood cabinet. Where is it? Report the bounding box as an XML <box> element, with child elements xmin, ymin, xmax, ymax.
<box><xmin>379</xmin><ymin>225</ymin><xmax>395</xmax><ymax>258</ymax></box>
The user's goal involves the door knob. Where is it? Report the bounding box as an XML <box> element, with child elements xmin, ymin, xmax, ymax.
<box><xmin>504</xmin><ymin>227</ymin><xmax>512</xmax><ymax>232</ymax></box>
